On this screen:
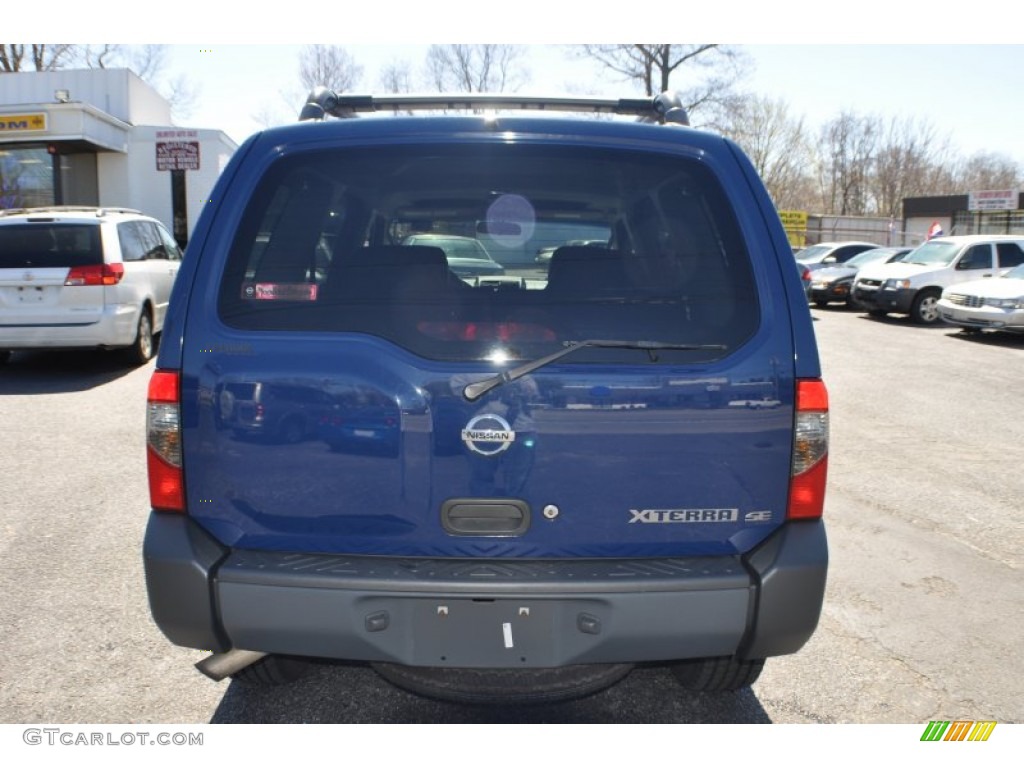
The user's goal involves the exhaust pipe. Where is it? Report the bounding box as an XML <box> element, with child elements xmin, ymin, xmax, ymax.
<box><xmin>195</xmin><ymin>649</ymin><xmax>267</xmax><ymax>682</ymax></box>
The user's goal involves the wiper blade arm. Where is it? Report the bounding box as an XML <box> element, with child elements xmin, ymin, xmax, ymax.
<box><xmin>462</xmin><ymin>339</ymin><xmax>727</xmax><ymax>401</ymax></box>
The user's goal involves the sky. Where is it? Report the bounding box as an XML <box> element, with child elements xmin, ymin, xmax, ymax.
<box><xmin>153</xmin><ymin>43</ymin><xmax>1024</xmax><ymax>169</ymax></box>
<box><xmin>18</xmin><ymin>3</ymin><xmax>1024</xmax><ymax>167</ymax></box>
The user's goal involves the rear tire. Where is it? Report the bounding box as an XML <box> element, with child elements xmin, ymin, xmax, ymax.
<box><xmin>231</xmin><ymin>655</ymin><xmax>318</xmax><ymax>686</ymax></box>
<box><xmin>372</xmin><ymin>662</ymin><xmax>634</xmax><ymax>705</ymax></box>
<box><xmin>813</xmin><ymin>300</ymin><xmax>829</xmax><ymax>309</ymax></box>
<box><xmin>126</xmin><ymin>310</ymin><xmax>155</xmax><ymax>365</ymax></box>
<box><xmin>671</xmin><ymin>656</ymin><xmax>765</xmax><ymax>692</ymax></box>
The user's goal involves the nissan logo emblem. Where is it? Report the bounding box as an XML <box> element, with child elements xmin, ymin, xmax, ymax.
<box><xmin>461</xmin><ymin>413</ymin><xmax>516</xmax><ymax>456</ymax></box>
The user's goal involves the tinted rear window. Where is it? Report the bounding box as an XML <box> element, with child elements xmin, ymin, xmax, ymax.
<box><xmin>0</xmin><ymin>223</ymin><xmax>102</xmax><ymax>269</ymax></box>
<box><xmin>218</xmin><ymin>143</ymin><xmax>759</xmax><ymax>363</ymax></box>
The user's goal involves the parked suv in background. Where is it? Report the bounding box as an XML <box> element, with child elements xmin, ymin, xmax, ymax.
<box><xmin>0</xmin><ymin>206</ymin><xmax>181</xmax><ymax>365</ymax></box>
<box><xmin>144</xmin><ymin>90</ymin><xmax>829</xmax><ymax>703</ymax></box>
<box><xmin>852</xmin><ymin>235</ymin><xmax>1024</xmax><ymax>324</ymax></box>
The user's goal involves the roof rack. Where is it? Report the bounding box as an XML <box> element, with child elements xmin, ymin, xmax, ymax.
<box><xmin>0</xmin><ymin>206</ymin><xmax>141</xmax><ymax>218</ymax></box>
<box><xmin>298</xmin><ymin>89</ymin><xmax>690</xmax><ymax>126</ymax></box>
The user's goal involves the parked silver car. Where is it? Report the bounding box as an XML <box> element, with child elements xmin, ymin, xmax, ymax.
<box><xmin>938</xmin><ymin>262</ymin><xmax>1024</xmax><ymax>334</ymax></box>
<box><xmin>0</xmin><ymin>206</ymin><xmax>181</xmax><ymax>365</ymax></box>
<box><xmin>795</xmin><ymin>241</ymin><xmax>881</xmax><ymax>274</ymax></box>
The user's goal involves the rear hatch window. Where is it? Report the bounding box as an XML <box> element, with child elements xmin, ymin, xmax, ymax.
<box><xmin>218</xmin><ymin>143</ymin><xmax>759</xmax><ymax>362</ymax></box>
<box><xmin>0</xmin><ymin>223</ymin><xmax>102</xmax><ymax>269</ymax></box>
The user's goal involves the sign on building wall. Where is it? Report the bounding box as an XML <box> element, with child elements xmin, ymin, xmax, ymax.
<box><xmin>155</xmin><ymin>130</ymin><xmax>201</xmax><ymax>171</ymax></box>
<box><xmin>968</xmin><ymin>189</ymin><xmax>1018</xmax><ymax>212</ymax></box>
<box><xmin>778</xmin><ymin>210</ymin><xmax>808</xmax><ymax>247</ymax></box>
<box><xmin>0</xmin><ymin>113</ymin><xmax>48</xmax><ymax>133</ymax></box>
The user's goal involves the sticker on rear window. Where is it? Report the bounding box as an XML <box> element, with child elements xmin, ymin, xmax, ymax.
<box><xmin>242</xmin><ymin>282</ymin><xmax>318</xmax><ymax>301</ymax></box>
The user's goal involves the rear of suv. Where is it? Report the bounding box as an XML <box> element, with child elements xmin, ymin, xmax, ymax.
<box><xmin>0</xmin><ymin>206</ymin><xmax>182</xmax><ymax>365</ymax></box>
<box><xmin>144</xmin><ymin>91</ymin><xmax>829</xmax><ymax>702</ymax></box>
<box><xmin>852</xmin><ymin>235</ymin><xmax>1024</xmax><ymax>324</ymax></box>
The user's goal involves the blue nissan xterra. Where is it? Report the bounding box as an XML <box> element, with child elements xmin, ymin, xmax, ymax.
<box><xmin>144</xmin><ymin>90</ymin><xmax>829</xmax><ymax>703</ymax></box>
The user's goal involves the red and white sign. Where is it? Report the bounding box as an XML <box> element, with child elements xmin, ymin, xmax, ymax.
<box><xmin>968</xmin><ymin>189</ymin><xmax>1019</xmax><ymax>212</ymax></box>
<box><xmin>156</xmin><ymin>141</ymin><xmax>200</xmax><ymax>171</ymax></box>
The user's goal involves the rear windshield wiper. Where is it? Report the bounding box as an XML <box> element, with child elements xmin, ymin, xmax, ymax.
<box><xmin>463</xmin><ymin>339</ymin><xmax>727</xmax><ymax>401</ymax></box>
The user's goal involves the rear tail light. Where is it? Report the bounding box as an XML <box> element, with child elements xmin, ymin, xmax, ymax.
<box><xmin>64</xmin><ymin>263</ymin><xmax>125</xmax><ymax>286</ymax></box>
<box><xmin>787</xmin><ymin>378</ymin><xmax>829</xmax><ymax>520</ymax></box>
<box><xmin>147</xmin><ymin>370</ymin><xmax>185</xmax><ymax>512</ymax></box>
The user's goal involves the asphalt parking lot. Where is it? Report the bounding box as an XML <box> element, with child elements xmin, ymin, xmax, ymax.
<box><xmin>0</xmin><ymin>307</ymin><xmax>1021</xmax><ymax>724</ymax></box>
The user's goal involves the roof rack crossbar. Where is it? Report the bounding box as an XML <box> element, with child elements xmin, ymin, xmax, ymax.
<box><xmin>298</xmin><ymin>89</ymin><xmax>689</xmax><ymax>126</ymax></box>
<box><xmin>0</xmin><ymin>206</ymin><xmax>142</xmax><ymax>218</ymax></box>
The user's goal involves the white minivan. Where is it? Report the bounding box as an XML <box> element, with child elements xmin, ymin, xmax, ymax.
<box><xmin>0</xmin><ymin>206</ymin><xmax>181</xmax><ymax>365</ymax></box>
<box><xmin>851</xmin><ymin>235</ymin><xmax>1024</xmax><ymax>324</ymax></box>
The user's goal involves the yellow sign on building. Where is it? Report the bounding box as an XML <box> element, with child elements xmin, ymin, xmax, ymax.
<box><xmin>0</xmin><ymin>113</ymin><xmax>48</xmax><ymax>133</ymax></box>
<box><xmin>778</xmin><ymin>210</ymin><xmax>808</xmax><ymax>247</ymax></box>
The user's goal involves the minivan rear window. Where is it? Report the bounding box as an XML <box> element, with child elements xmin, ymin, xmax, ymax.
<box><xmin>0</xmin><ymin>224</ymin><xmax>102</xmax><ymax>269</ymax></box>
<box><xmin>218</xmin><ymin>143</ymin><xmax>759</xmax><ymax>363</ymax></box>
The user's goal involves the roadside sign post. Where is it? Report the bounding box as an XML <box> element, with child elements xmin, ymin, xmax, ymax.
<box><xmin>155</xmin><ymin>131</ymin><xmax>200</xmax><ymax>249</ymax></box>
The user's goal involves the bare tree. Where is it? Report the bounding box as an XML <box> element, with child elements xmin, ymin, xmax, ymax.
<box><xmin>952</xmin><ymin>152</ymin><xmax>1023</xmax><ymax>191</ymax></box>
<box><xmin>1</xmin><ymin>44</ymin><xmax>75</xmax><ymax>72</ymax></box>
<box><xmin>379</xmin><ymin>59</ymin><xmax>415</xmax><ymax>93</ymax></box>
<box><xmin>814</xmin><ymin>112</ymin><xmax>881</xmax><ymax>216</ymax></box>
<box><xmin>298</xmin><ymin>45</ymin><xmax>363</xmax><ymax>93</ymax></box>
<box><xmin>869</xmin><ymin>116</ymin><xmax>954</xmax><ymax>218</ymax></box>
<box><xmin>718</xmin><ymin>94</ymin><xmax>814</xmax><ymax>210</ymax></box>
<box><xmin>572</xmin><ymin>44</ymin><xmax>749</xmax><ymax>123</ymax></box>
<box><xmin>425</xmin><ymin>45</ymin><xmax>527</xmax><ymax>92</ymax></box>
<box><xmin>51</xmin><ymin>44</ymin><xmax>199</xmax><ymax>121</ymax></box>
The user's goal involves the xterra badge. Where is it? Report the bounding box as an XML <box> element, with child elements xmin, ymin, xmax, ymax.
<box><xmin>461</xmin><ymin>413</ymin><xmax>516</xmax><ymax>456</ymax></box>
<box><xmin>629</xmin><ymin>508</ymin><xmax>739</xmax><ymax>524</ymax></box>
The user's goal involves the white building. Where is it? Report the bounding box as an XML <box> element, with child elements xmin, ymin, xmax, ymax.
<box><xmin>0</xmin><ymin>68</ymin><xmax>237</xmax><ymax>247</ymax></box>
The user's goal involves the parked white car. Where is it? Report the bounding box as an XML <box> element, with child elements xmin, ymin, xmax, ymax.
<box><xmin>851</xmin><ymin>235</ymin><xmax>1024</xmax><ymax>324</ymax></box>
<box><xmin>0</xmin><ymin>206</ymin><xmax>182</xmax><ymax>365</ymax></box>
<box><xmin>937</xmin><ymin>262</ymin><xmax>1024</xmax><ymax>334</ymax></box>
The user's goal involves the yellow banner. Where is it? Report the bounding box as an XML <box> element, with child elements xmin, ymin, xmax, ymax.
<box><xmin>0</xmin><ymin>113</ymin><xmax>48</xmax><ymax>132</ymax></box>
<box><xmin>778</xmin><ymin>210</ymin><xmax>808</xmax><ymax>247</ymax></box>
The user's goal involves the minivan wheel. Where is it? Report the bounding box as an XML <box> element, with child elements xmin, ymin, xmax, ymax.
<box><xmin>910</xmin><ymin>289</ymin><xmax>942</xmax><ymax>324</ymax></box>
<box><xmin>372</xmin><ymin>662</ymin><xmax>634</xmax><ymax>705</ymax></box>
<box><xmin>126</xmin><ymin>311</ymin><xmax>155</xmax><ymax>364</ymax></box>
<box><xmin>670</xmin><ymin>656</ymin><xmax>765</xmax><ymax>692</ymax></box>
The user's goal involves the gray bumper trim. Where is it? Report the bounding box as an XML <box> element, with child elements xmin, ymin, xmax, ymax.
<box><xmin>143</xmin><ymin>514</ymin><xmax>827</xmax><ymax>667</ymax></box>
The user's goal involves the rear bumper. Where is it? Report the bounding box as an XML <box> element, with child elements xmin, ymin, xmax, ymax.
<box><xmin>0</xmin><ymin>303</ymin><xmax>138</xmax><ymax>349</ymax></box>
<box><xmin>144</xmin><ymin>513</ymin><xmax>827</xmax><ymax>667</ymax></box>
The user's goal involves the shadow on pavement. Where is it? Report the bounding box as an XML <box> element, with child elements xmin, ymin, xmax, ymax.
<box><xmin>942</xmin><ymin>329</ymin><xmax>1024</xmax><ymax>348</ymax></box>
<box><xmin>0</xmin><ymin>350</ymin><xmax>144</xmax><ymax>394</ymax></box>
<box><xmin>209</xmin><ymin>662</ymin><xmax>772</xmax><ymax>724</ymax></box>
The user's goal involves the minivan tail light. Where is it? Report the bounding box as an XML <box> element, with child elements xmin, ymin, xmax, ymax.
<box><xmin>65</xmin><ymin>263</ymin><xmax>124</xmax><ymax>286</ymax></box>
<box><xmin>147</xmin><ymin>370</ymin><xmax>185</xmax><ymax>512</ymax></box>
<box><xmin>788</xmin><ymin>379</ymin><xmax>829</xmax><ymax>520</ymax></box>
